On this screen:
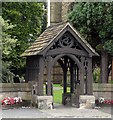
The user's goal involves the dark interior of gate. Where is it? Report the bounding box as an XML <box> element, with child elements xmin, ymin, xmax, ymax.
<box><xmin>22</xmin><ymin>22</ymin><xmax>98</xmax><ymax>108</ymax></box>
<box><xmin>52</xmin><ymin>55</ymin><xmax>81</xmax><ymax>107</ymax></box>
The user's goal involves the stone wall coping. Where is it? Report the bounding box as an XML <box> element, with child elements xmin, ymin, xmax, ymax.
<box><xmin>1</xmin><ymin>83</ymin><xmax>113</xmax><ymax>92</ymax></box>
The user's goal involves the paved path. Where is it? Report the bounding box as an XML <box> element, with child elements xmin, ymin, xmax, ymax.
<box><xmin>41</xmin><ymin>104</ymin><xmax>112</xmax><ymax>118</ymax></box>
<box><xmin>1</xmin><ymin>104</ymin><xmax>112</xmax><ymax>119</ymax></box>
<box><xmin>2</xmin><ymin>108</ymin><xmax>53</xmax><ymax>118</ymax></box>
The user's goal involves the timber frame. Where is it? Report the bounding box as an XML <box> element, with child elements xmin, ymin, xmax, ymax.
<box><xmin>22</xmin><ymin>22</ymin><xmax>99</xmax><ymax>107</ymax></box>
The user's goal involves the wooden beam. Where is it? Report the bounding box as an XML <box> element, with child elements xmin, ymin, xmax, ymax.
<box><xmin>46</xmin><ymin>48</ymin><xmax>89</xmax><ymax>57</ymax></box>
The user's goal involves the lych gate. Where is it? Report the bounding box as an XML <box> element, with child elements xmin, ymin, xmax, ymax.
<box><xmin>22</xmin><ymin>22</ymin><xmax>98</xmax><ymax>108</ymax></box>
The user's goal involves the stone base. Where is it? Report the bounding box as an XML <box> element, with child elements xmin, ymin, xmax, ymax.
<box><xmin>79</xmin><ymin>95</ymin><xmax>95</xmax><ymax>109</ymax></box>
<box><xmin>62</xmin><ymin>93</ymin><xmax>71</xmax><ymax>105</ymax></box>
<box><xmin>31</xmin><ymin>95</ymin><xmax>53</xmax><ymax>109</ymax></box>
<box><xmin>62</xmin><ymin>93</ymin><xmax>79</xmax><ymax>107</ymax></box>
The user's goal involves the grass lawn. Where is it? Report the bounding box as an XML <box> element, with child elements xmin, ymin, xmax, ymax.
<box><xmin>53</xmin><ymin>84</ymin><xmax>70</xmax><ymax>104</ymax></box>
<box><xmin>53</xmin><ymin>89</ymin><xmax>63</xmax><ymax>104</ymax></box>
<box><xmin>44</xmin><ymin>84</ymin><xmax>70</xmax><ymax>104</ymax></box>
<box><xmin>53</xmin><ymin>84</ymin><xmax>63</xmax><ymax>104</ymax></box>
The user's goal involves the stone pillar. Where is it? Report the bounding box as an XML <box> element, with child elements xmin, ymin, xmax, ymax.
<box><xmin>37</xmin><ymin>57</ymin><xmax>44</xmax><ymax>96</ymax></box>
<box><xmin>87</xmin><ymin>57</ymin><xmax>93</xmax><ymax>95</ymax></box>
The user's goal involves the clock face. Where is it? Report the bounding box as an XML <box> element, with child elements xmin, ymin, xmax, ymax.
<box><xmin>59</xmin><ymin>35</ymin><xmax>73</xmax><ymax>48</ymax></box>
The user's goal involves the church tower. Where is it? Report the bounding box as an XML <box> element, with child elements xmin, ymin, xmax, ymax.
<box><xmin>50</xmin><ymin>2</ymin><xmax>74</xmax><ymax>25</ymax></box>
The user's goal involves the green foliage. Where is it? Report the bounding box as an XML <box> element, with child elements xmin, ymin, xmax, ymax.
<box><xmin>0</xmin><ymin>16</ymin><xmax>16</xmax><ymax>83</ymax></box>
<box><xmin>109</xmin><ymin>80</ymin><xmax>113</xmax><ymax>84</ymax></box>
<box><xmin>93</xmin><ymin>67</ymin><xmax>100</xmax><ymax>83</ymax></box>
<box><xmin>68</xmin><ymin>3</ymin><xmax>113</xmax><ymax>50</ymax></box>
<box><xmin>68</xmin><ymin>3</ymin><xmax>113</xmax><ymax>83</ymax></box>
<box><xmin>2</xmin><ymin>2</ymin><xmax>46</xmax><ymax>76</ymax></box>
<box><xmin>104</xmin><ymin>40</ymin><xmax>113</xmax><ymax>56</ymax></box>
<box><xmin>1</xmin><ymin>16</ymin><xmax>17</xmax><ymax>59</ymax></box>
<box><xmin>1</xmin><ymin>61</ymin><xmax>15</xmax><ymax>83</ymax></box>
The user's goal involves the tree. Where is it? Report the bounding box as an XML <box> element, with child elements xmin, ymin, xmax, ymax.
<box><xmin>68</xmin><ymin>2</ymin><xmax>113</xmax><ymax>83</ymax></box>
<box><xmin>0</xmin><ymin>16</ymin><xmax>16</xmax><ymax>82</ymax></box>
<box><xmin>104</xmin><ymin>40</ymin><xmax>113</xmax><ymax>55</ymax></box>
<box><xmin>2</xmin><ymin>2</ymin><xmax>46</xmax><ymax>77</ymax></box>
<box><xmin>104</xmin><ymin>40</ymin><xmax>113</xmax><ymax>81</ymax></box>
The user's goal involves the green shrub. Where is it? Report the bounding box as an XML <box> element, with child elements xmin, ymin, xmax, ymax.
<box><xmin>93</xmin><ymin>67</ymin><xmax>100</xmax><ymax>83</ymax></box>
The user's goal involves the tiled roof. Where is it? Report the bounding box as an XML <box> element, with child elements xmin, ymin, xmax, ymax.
<box><xmin>21</xmin><ymin>22</ymin><xmax>67</xmax><ymax>57</ymax></box>
<box><xmin>21</xmin><ymin>22</ymin><xmax>99</xmax><ymax>57</ymax></box>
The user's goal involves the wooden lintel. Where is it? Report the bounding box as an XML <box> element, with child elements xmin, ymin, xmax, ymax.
<box><xmin>46</xmin><ymin>48</ymin><xmax>88</xmax><ymax>57</ymax></box>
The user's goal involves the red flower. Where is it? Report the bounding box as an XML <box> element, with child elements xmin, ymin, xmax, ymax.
<box><xmin>2</xmin><ymin>97</ymin><xmax>22</xmax><ymax>106</ymax></box>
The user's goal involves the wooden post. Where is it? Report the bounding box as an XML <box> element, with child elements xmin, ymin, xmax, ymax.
<box><xmin>63</xmin><ymin>69</ymin><xmax>67</xmax><ymax>93</ymax></box>
<box><xmin>25</xmin><ymin>58</ymin><xmax>30</xmax><ymax>82</ymax></box>
<box><xmin>74</xmin><ymin>64</ymin><xmax>77</xmax><ymax>89</ymax></box>
<box><xmin>87</xmin><ymin>57</ymin><xmax>93</xmax><ymax>95</ymax></box>
<box><xmin>37</xmin><ymin>57</ymin><xmax>44</xmax><ymax>96</ymax></box>
<box><xmin>79</xmin><ymin>57</ymin><xmax>85</xmax><ymax>95</ymax></box>
<box><xmin>70</xmin><ymin>61</ymin><xmax>74</xmax><ymax>93</ymax></box>
<box><xmin>112</xmin><ymin>57</ymin><xmax>113</xmax><ymax>81</ymax></box>
<box><xmin>63</xmin><ymin>58</ymin><xmax>67</xmax><ymax>93</ymax></box>
<box><xmin>47</xmin><ymin>56</ymin><xmax>52</xmax><ymax>95</ymax></box>
<box><xmin>77</xmin><ymin>66</ymin><xmax>79</xmax><ymax>82</ymax></box>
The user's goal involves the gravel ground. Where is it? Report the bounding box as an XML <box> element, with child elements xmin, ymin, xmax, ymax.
<box><xmin>96</xmin><ymin>105</ymin><xmax>113</xmax><ymax>115</ymax></box>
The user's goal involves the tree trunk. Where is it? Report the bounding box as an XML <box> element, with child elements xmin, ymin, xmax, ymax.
<box><xmin>100</xmin><ymin>50</ymin><xmax>108</xmax><ymax>83</ymax></box>
<box><xmin>112</xmin><ymin>57</ymin><xmax>113</xmax><ymax>81</ymax></box>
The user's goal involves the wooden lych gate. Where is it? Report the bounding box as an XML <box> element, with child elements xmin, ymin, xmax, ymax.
<box><xmin>22</xmin><ymin>22</ymin><xmax>98</xmax><ymax>108</ymax></box>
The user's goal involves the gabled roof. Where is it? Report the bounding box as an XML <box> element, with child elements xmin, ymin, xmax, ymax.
<box><xmin>21</xmin><ymin>22</ymin><xmax>99</xmax><ymax>57</ymax></box>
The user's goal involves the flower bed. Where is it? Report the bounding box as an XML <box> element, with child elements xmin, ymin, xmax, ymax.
<box><xmin>2</xmin><ymin>97</ymin><xmax>22</xmax><ymax>106</ymax></box>
<box><xmin>95</xmin><ymin>97</ymin><xmax>113</xmax><ymax>106</ymax></box>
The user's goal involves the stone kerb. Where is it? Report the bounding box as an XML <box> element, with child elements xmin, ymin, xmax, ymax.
<box><xmin>1</xmin><ymin>83</ymin><xmax>31</xmax><ymax>92</ymax></box>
